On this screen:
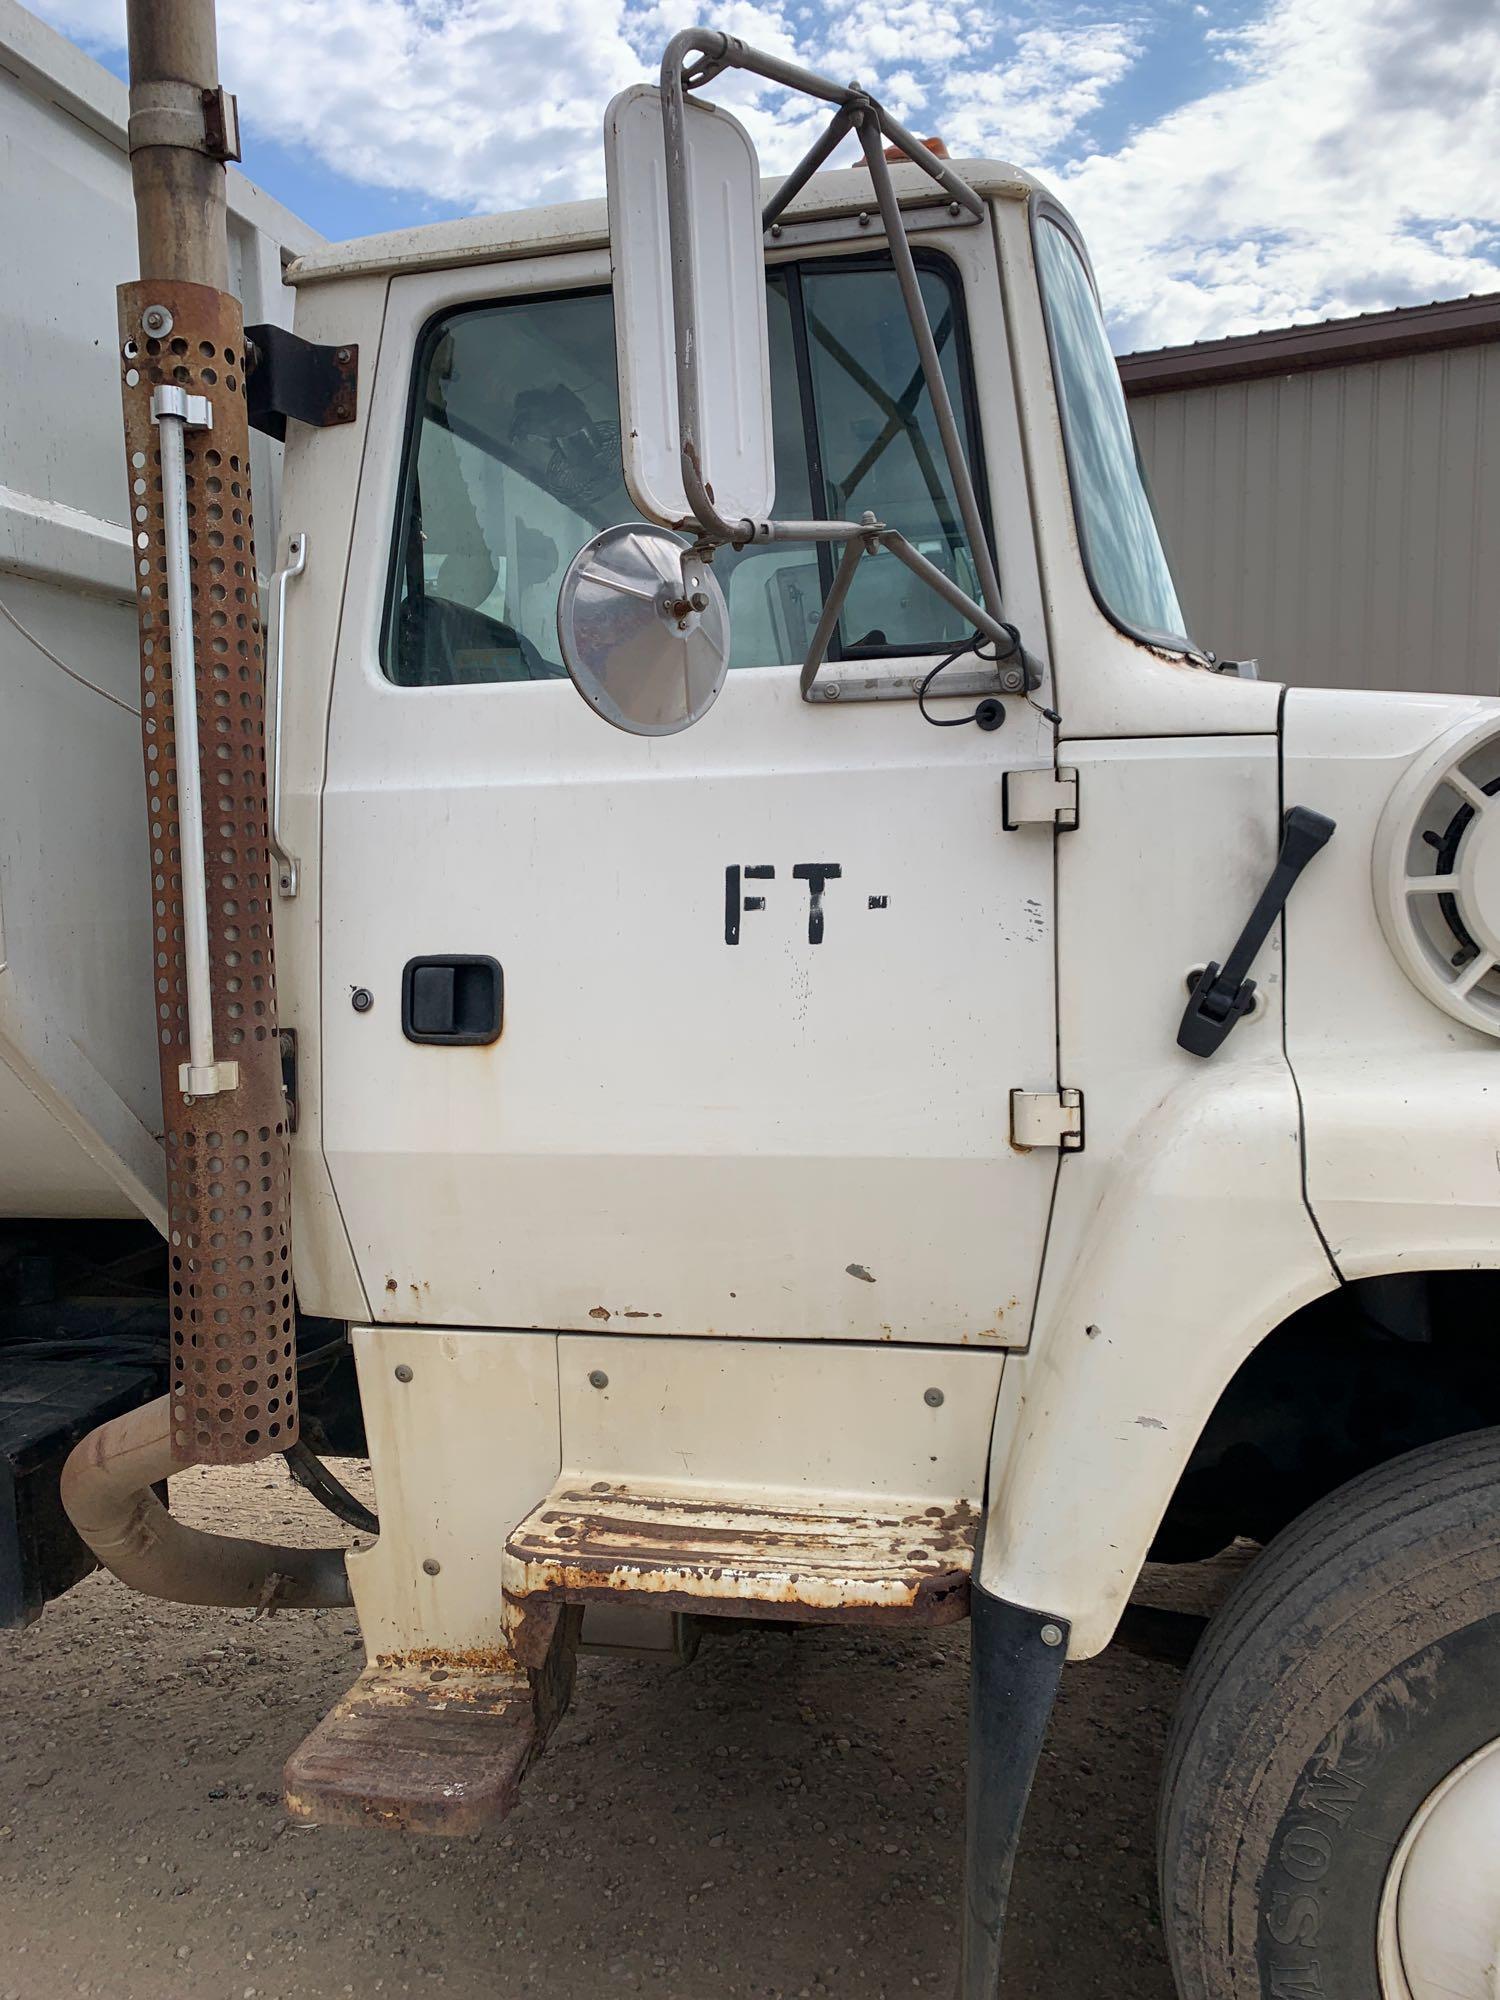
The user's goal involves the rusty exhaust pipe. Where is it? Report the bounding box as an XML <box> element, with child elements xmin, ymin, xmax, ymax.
<box><xmin>61</xmin><ymin>1395</ymin><xmax>351</xmax><ymax>1609</ymax></box>
<box><xmin>123</xmin><ymin>0</ymin><xmax>302</xmax><ymax>1476</ymax></box>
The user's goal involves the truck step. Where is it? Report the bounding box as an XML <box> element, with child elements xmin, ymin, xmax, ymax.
<box><xmin>284</xmin><ymin>1611</ymin><xmax>580</xmax><ymax>1835</ymax></box>
<box><xmin>503</xmin><ymin>1481</ymin><xmax>976</xmax><ymax>1632</ymax></box>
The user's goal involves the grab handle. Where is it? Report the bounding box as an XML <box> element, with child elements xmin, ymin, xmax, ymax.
<box><xmin>267</xmin><ymin>532</ymin><xmax>306</xmax><ymax>898</ymax></box>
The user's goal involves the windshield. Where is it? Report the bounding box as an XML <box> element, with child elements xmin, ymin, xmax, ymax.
<box><xmin>1034</xmin><ymin>214</ymin><xmax>1191</xmax><ymax>649</ymax></box>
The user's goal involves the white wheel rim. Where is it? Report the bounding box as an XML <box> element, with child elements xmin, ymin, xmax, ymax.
<box><xmin>1378</xmin><ymin>1734</ymin><xmax>1500</xmax><ymax>1999</ymax></box>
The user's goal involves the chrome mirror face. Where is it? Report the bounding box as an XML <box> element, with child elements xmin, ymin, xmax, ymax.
<box><xmin>557</xmin><ymin>524</ymin><xmax>730</xmax><ymax>736</ymax></box>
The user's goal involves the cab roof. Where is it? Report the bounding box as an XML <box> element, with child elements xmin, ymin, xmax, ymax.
<box><xmin>285</xmin><ymin>158</ymin><xmax>1040</xmax><ymax>289</ymax></box>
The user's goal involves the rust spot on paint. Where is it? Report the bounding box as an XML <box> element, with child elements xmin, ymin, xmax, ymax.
<box><xmin>384</xmin><ymin>1277</ymin><xmax>398</xmax><ymax>1294</ymax></box>
<box><xmin>589</xmin><ymin>1306</ymin><xmax>611</xmax><ymax>1322</ymax></box>
<box><xmin>375</xmin><ymin>1643</ymin><xmax>520</xmax><ymax>1675</ymax></box>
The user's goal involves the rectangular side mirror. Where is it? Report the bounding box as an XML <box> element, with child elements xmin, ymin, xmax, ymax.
<box><xmin>604</xmin><ymin>82</ymin><xmax>775</xmax><ymax>532</ymax></box>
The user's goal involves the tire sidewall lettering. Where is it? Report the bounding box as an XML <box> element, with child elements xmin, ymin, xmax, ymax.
<box><xmin>1253</xmin><ymin>1613</ymin><xmax>1500</xmax><ymax>1998</ymax></box>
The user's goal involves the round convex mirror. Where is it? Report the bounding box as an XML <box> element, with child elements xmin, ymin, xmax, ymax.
<box><xmin>557</xmin><ymin>524</ymin><xmax>730</xmax><ymax>736</ymax></box>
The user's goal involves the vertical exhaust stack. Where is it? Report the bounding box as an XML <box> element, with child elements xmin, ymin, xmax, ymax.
<box><xmin>119</xmin><ymin>0</ymin><xmax>297</xmax><ymax>1468</ymax></box>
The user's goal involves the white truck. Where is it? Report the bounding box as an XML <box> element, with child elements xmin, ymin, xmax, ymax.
<box><xmin>4</xmin><ymin>6</ymin><xmax>1499</xmax><ymax>1996</ymax></box>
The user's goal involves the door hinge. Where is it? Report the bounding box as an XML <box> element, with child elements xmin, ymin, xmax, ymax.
<box><xmin>1009</xmin><ymin>1087</ymin><xmax>1084</xmax><ymax>1153</ymax></box>
<box><xmin>1003</xmin><ymin>767</ymin><xmax>1079</xmax><ymax>831</ymax></box>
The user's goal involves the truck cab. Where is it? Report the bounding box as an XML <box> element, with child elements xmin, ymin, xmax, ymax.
<box><xmin>267</xmin><ymin>154</ymin><xmax>1244</xmax><ymax>1634</ymax></box>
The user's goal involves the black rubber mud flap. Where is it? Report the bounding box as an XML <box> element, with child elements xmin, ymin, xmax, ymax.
<box><xmin>959</xmin><ymin>1579</ymin><xmax>1069</xmax><ymax>1999</ymax></box>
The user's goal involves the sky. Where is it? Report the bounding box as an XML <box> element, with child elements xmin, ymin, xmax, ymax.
<box><xmin>40</xmin><ymin>0</ymin><xmax>1500</xmax><ymax>352</ymax></box>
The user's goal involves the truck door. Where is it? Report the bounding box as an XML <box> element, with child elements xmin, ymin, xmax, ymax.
<box><xmin>319</xmin><ymin>224</ymin><xmax>1059</xmax><ymax>1345</ymax></box>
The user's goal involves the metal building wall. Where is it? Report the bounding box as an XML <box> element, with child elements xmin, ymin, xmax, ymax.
<box><xmin>1129</xmin><ymin>343</ymin><xmax>1500</xmax><ymax>697</ymax></box>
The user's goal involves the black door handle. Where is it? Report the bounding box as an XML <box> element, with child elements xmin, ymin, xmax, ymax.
<box><xmin>401</xmin><ymin>956</ymin><xmax>503</xmax><ymax>1045</ymax></box>
<box><xmin>1177</xmin><ymin>806</ymin><xmax>1335</xmax><ymax>1058</ymax></box>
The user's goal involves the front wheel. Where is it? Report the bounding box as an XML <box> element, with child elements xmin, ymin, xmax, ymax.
<box><xmin>1158</xmin><ymin>1428</ymin><xmax>1500</xmax><ymax>1999</ymax></box>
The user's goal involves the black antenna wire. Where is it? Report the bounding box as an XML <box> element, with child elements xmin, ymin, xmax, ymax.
<box><xmin>917</xmin><ymin>627</ymin><xmax>1019</xmax><ymax>731</ymax></box>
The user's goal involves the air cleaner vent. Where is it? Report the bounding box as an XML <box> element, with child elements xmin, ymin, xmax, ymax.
<box><xmin>1374</xmin><ymin>715</ymin><xmax>1500</xmax><ymax>1036</ymax></box>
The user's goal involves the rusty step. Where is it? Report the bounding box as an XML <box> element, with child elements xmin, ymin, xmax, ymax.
<box><xmin>285</xmin><ymin>1610</ymin><xmax>580</xmax><ymax>1835</ymax></box>
<box><xmin>502</xmin><ymin>1481</ymin><xmax>977</xmax><ymax>1634</ymax></box>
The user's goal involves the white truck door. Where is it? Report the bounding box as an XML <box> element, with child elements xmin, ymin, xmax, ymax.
<box><xmin>320</xmin><ymin>232</ymin><xmax>1059</xmax><ymax>1346</ymax></box>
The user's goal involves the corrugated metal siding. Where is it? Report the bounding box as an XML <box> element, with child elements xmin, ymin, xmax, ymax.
<box><xmin>1130</xmin><ymin>345</ymin><xmax>1500</xmax><ymax>696</ymax></box>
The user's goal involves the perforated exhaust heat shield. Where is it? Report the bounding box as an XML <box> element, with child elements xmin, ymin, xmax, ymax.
<box><xmin>119</xmin><ymin>279</ymin><xmax>297</xmax><ymax>1467</ymax></box>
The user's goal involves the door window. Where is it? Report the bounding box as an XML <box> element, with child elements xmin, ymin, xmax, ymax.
<box><xmin>383</xmin><ymin>256</ymin><xmax>990</xmax><ymax>686</ymax></box>
<box><xmin>797</xmin><ymin>263</ymin><xmax>982</xmax><ymax>654</ymax></box>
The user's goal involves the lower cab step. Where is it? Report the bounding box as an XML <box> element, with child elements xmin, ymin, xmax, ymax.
<box><xmin>284</xmin><ymin>1608</ymin><xmax>580</xmax><ymax>1835</ymax></box>
<box><xmin>502</xmin><ymin>1480</ymin><xmax>978</xmax><ymax>1644</ymax></box>
<box><xmin>286</xmin><ymin>1484</ymin><xmax>977</xmax><ymax>1835</ymax></box>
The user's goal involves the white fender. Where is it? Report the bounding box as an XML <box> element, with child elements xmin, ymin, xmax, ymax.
<box><xmin>981</xmin><ymin>1048</ymin><xmax>1500</xmax><ymax>1659</ymax></box>
<box><xmin>1301</xmin><ymin>1051</ymin><xmax>1500</xmax><ymax>1276</ymax></box>
<box><xmin>978</xmin><ymin>1060</ymin><xmax>1334</xmax><ymax>1658</ymax></box>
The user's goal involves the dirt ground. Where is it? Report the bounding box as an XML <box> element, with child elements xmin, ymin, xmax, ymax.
<box><xmin>0</xmin><ymin>1463</ymin><xmax>1241</xmax><ymax>2000</ymax></box>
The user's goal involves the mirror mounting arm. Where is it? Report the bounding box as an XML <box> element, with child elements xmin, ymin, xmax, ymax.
<box><xmin>615</xmin><ymin>30</ymin><xmax>1046</xmax><ymax>724</ymax></box>
<box><xmin>661</xmin><ymin>28</ymin><xmax>994</xmax><ymax>563</ymax></box>
<box><xmin>853</xmin><ymin>120</ymin><xmax>1004</xmax><ymax>625</ymax></box>
<box><xmin>798</xmin><ymin>525</ymin><xmax>1042</xmax><ymax>701</ymax></box>
<box><xmin>760</xmin><ymin>105</ymin><xmax>858</xmax><ymax>233</ymax></box>
<box><xmin>799</xmin><ymin>525</ymin><xmax>880</xmax><ymax>697</ymax></box>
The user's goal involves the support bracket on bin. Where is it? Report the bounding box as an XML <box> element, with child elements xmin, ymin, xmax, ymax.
<box><xmin>245</xmin><ymin>324</ymin><xmax>358</xmax><ymax>441</ymax></box>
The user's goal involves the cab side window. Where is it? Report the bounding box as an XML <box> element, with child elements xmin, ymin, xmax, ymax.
<box><xmin>384</xmin><ymin>255</ymin><xmax>989</xmax><ymax>686</ymax></box>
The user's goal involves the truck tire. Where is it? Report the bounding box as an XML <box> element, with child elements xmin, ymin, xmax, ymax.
<box><xmin>1158</xmin><ymin>1427</ymin><xmax>1500</xmax><ymax>2000</ymax></box>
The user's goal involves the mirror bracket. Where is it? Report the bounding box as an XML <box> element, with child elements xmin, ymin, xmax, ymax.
<box><xmin>797</xmin><ymin>521</ymin><xmax>1041</xmax><ymax>703</ymax></box>
<box><xmin>803</xmin><ymin>657</ymin><xmax>1028</xmax><ymax>708</ymax></box>
<box><xmin>654</xmin><ymin>29</ymin><xmax>1043</xmax><ymax>709</ymax></box>
<box><xmin>764</xmin><ymin>200</ymin><xmax>979</xmax><ymax>253</ymax></box>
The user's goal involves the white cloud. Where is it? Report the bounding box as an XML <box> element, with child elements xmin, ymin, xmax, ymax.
<box><xmin>34</xmin><ymin>0</ymin><xmax>1500</xmax><ymax>347</ymax></box>
<box><xmin>1054</xmin><ymin>0</ymin><xmax>1500</xmax><ymax>347</ymax></box>
<box><xmin>1435</xmin><ymin>221</ymin><xmax>1489</xmax><ymax>258</ymax></box>
<box><xmin>940</xmin><ymin>24</ymin><xmax>1139</xmax><ymax>160</ymax></box>
<box><xmin>37</xmin><ymin>0</ymin><xmax>1133</xmax><ymax>208</ymax></box>
<box><xmin>44</xmin><ymin>0</ymin><xmax>661</xmax><ymax>211</ymax></box>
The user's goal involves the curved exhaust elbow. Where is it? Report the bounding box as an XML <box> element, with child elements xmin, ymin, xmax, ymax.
<box><xmin>61</xmin><ymin>1395</ymin><xmax>352</xmax><ymax>1610</ymax></box>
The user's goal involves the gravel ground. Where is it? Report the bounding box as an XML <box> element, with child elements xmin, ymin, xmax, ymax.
<box><xmin>0</xmin><ymin>1463</ymin><xmax>1244</xmax><ymax>2000</ymax></box>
